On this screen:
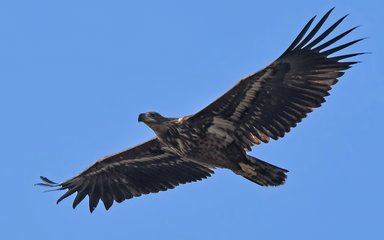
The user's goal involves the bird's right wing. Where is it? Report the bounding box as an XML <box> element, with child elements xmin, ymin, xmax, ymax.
<box><xmin>38</xmin><ymin>138</ymin><xmax>214</xmax><ymax>212</ymax></box>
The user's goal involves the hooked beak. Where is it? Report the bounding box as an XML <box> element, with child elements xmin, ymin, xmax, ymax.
<box><xmin>138</xmin><ymin>113</ymin><xmax>146</xmax><ymax>122</ymax></box>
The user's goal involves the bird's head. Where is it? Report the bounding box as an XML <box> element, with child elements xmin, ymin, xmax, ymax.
<box><xmin>138</xmin><ymin>112</ymin><xmax>167</xmax><ymax>124</ymax></box>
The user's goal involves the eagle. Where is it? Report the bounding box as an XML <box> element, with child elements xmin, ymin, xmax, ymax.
<box><xmin>38</xmin><ymin>8</ymin><xmax>364</xmax><ymax>212</ymax></box>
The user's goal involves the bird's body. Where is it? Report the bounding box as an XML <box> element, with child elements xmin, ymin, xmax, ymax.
<box><xmin>146</xmin><ymin>115</ymin><xmax>237</xmax><ymax>168</ymax></box>
<box><xmin>38</xmin><ymin>8</ymin><xmax>364</xmax><ymax>212</ymax></box>
<box><xmin>140</xmin><ymin>112</ymin><xmax>286</xmax><ymax>183</ymax></box>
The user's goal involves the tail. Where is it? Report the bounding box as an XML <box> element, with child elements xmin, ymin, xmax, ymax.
<box><xmin>236</xmin><ymin>156</ymin><xmax>288</xmax><ymax>186</ymax></box>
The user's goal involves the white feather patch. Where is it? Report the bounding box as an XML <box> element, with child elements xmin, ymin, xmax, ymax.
<box><xmin>231</xmin><ymin>68</ymin><xmax>273</xmax><ymax>121</ymax></box>
<box><xmin>207</xmin><ymin>117</ymin><xmax>235</xmax><ymax>143</ymax></box>
<box><xmin>86</xmin><ymin>153</ymin><xmax>176</xmax><ymax>176</ymax></box>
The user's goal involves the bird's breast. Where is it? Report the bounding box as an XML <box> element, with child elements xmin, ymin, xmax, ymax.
<box><xmin>157</xmin><ymin>125</ymin><xmax>200</xmax><ymax>157</ymax></box>
<box><xmin>158</xmin><ymin>124</ymin><xmax>235</xmax><ymax>164</ymax></box>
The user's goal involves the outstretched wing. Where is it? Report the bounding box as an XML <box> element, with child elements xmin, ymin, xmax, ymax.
<box><xmin>38</xmin><ymin>138</ymin><xmax>214</xmax><ymax>212</ymax></box>
<box><xmin>188</xmin><ymin>8</ymin><xmax>364</xmax><ymax>151</ymax></box>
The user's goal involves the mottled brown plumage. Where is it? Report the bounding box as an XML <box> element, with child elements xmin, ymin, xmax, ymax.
<box><xmin>38</xmin><ymin>9</ymin><xmax>364</xmax><ymax>212</ymax></box>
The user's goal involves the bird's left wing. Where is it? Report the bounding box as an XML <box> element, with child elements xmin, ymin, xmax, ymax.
<box><xmin>38</xmin><ymin>138</ymin><xmax>213</xmax><ymax>212</ymax></box>
<box><xmin>188</xmin><ymin>9</ymin><xmax>364</xmax><ymax>151</ymax></box>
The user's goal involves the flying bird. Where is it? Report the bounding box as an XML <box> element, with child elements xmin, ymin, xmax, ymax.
<box><xmin>38</xmin><ymin>8</ymin><xmax>364</xmax><ymax>212</ymax></box>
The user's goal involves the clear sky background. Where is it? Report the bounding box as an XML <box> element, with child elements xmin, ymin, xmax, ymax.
<box><xmin>1</xmin><ymin>1</ymin><xmax>383</xmax><ymax>239</ymax></box>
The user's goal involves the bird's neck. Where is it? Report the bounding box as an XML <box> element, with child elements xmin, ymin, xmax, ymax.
<box><xmin>146</xmin><ymin>121</ymin><xmax>172</xmax><ymax>138</ymax></box>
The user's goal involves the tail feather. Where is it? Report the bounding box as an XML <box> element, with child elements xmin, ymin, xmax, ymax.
<box><xmin>237</xmin><ymin>156</ymin><xmax>288</xmax><ymax>186</ymax></box>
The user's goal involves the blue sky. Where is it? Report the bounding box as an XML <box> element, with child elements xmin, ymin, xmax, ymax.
<box><xmin>1</xmin><ymin>1</ymin><xmax>383</xmax><ymax>239</ymax></box>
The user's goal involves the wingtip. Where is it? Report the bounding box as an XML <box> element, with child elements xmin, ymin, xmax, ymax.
<box><xmin>325</xmin><ymin>7</ymin><xmax>335</xmax><ymax>17</ymax></box>
<box><xmin>40</xmin><ymin>176</ymin><xmax>58</xmax><ymax>185</ymax></box>
<box><xmin>36</xmin><ymin>176</ymin><xmax>60</xmax><ymax>187</ymax></box>
<box><xmin>102</xmin><ymin>199</ymin><xmax>114</xmax><ymax>211</ymax></box>
<box><xmin>309</xmin><ymin>15</ymin><xmax>317</xmax><ymax>22</ymax></box>
<box><xmin>355</xmin><ymin>37</ymin><xmax>368</xmax><ymax>44</ymax></box>
<box><xmin>89</xmin><ymin>205</ymin><xmax>96</xmax><ymax>213</ymax></box>
<box><xmin>340</xmin><ymin>14</ymin><xmax>349</xmax><ymax>21</ymax></box>
<box><xmin>323</xmin><ymin>7</ymin><xmax>336</xmax><ymax>18</ymax></box>
<box><xmin>350</xmin><ymin>26</ymin><xmax>360</xmax><ymax>32</ymax></box>
<box><xmin>307</xmin><ymin>15</ymin><xmax>317</xmax><ymax>28</ymax></box>
<box><xmin>352</xmin><ymin>52</ymin><xmax>371</xmax><ymax>56</ymax></box>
